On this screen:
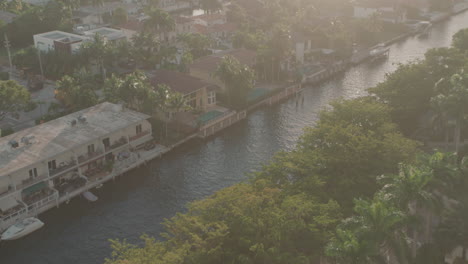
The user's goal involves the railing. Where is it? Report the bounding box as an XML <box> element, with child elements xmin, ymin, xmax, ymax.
<box><xmin>0</xmin><ymin>186</ymin><xmax>15</xmax><ymax>199</ymax></box>
<box><xmin>49</xmin><ymin>159</ymin><xmax>77</xmax><ymax>177</ymax></box>
<box><xmin>0</xmin><ymin>206</ymin><xmax>27</xmax><ymax>225</ymax></box>
<box><xmin>105</xmin><ymin>137</ymin><xmax>128</xmax><ymax>152</ymax></box>
<box><xmin>199</xmin><ymin>110</ymin><xmax>236</xmax><ymax>129</ymax></box>
<box><xmin>27</xmin><ymin>192</ymin><xmax>58</xmax><ymax>213</ymax></box>
<box><xmin>78</xmin><ymin>149</ymin><xmax>104</xmax><ymax>164</ymax></box>
<box><xmin>16</xmin><ymin>175</ymin><xmax>48</xmax><ymax>190</ymax></box>
<box><xmin>130</xmin><ymin>130</ymin><xmax>150</xmax><ymax>141</ymax></box>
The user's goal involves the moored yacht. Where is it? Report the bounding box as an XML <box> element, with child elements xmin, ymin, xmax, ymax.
<box><xmin>1</xmin><ymin>217</ymin><xmax>44</xmax><ymax>241</ymax></box>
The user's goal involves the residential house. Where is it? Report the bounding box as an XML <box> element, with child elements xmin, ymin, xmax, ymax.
<box><xmin>73</xmin><ymin>1</ymin><xmax>141</xmax><ymax>25</ymax></box>
<box><xmin>159</xmin><ymin>0</ymin><xmax>192</xmax><ymax>13</ymax></box>
<box><xmin>33</xmin><ymin>31</ymin><xmax>91</xmax><ymax>54</ymax></box>
<box><xmin>150</xmin><ymin>69</ymin><xmax>218</xmax><ymax>112</ymax></box>
<box><xmin>353</xmin><ymin>0</ymin><xmax>407</xmax><ymax>23</ymax></box>
<box><xmin>83</xmin><ymin>27</ymin><xmax>127</xmax><ymax>42</ymax></box>
<box><xmin>189</xmin><ymin>49</ymin><xmax>257</xmax><ymax>90</ymax></box>
<box><xmin>0</xmin><ymin>102</ymin><xmax>153</xmax><ymax>232</ymax></box>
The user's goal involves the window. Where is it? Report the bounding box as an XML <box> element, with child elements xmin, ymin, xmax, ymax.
<box><xmin>28</xmin><ymin>168</ymin><xmax>38</xmax><ymax>179</ymax></box>
<box><xmin>87</xmin><ymin>144</ymin><xmax>95</xmax><ymax>154</ymax></box>
<box><xmin>136</xmin><ymin>124</ymin><xmax>142</xmax><ymax>134</ymax></box>
<box><xmin>207</xmin><ymin>91</ymin><xmax>216</xmax><ymax>105</ymax></box>
<box><xmin>48</xmin><ymin>160</ymin><xmax>56</xmax><ymax>170</ymax></box>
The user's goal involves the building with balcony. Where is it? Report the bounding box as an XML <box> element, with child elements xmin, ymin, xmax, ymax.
<box><xmin>0</xmin><ymin>102</ymin><xmax>154</xmax><ymax>232</ymax></box>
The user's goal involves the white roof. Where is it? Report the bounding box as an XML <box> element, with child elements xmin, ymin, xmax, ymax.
<box><xmin>84</xmin><ymin>27</ymin><xmax>126</xmax><ymax>41</ymax></box>
<box><xmin>0</xmin><ymin>102</ymin><xmax>150</xmax><ymax>177</ymax></box>
<box><xmin>35</xmin><ymin>30</ymin><xmax>90</xmax><ymax>43</ymax></box>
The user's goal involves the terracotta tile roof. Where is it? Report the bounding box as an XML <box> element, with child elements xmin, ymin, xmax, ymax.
<box><xmin>150</xmin><ymin>69</ymin><xmax>216</xmax><ymax>95</ymax></box>
<box><xmin>190</xmin><ymin>49</ymin><xmax>257</xmax><ymax>73</ymax></box>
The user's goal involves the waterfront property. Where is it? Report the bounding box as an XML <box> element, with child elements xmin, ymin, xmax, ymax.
<box><xmin>150</xmin><ymin>70</ymin><xmax>218</xmax><ymax>112</ymax></box>
<box><xmin>189</xmin><ymin>49</ymin><xmax>257</xmax><ymax>90</ymax></box>
<box><xmin>0</xmin><ymin>102</ymin><xmax>156</xmax><ymax>232</ymax></box>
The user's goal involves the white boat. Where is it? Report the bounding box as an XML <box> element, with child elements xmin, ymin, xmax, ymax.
<box><xmin>83</xmin><ymin>191</ymin><xmax>98</xmax><ymax>202</ymax></box>
<box><xmin>1</xmin><ymin>217</ymin><xmax>44</xmax><ymax>241</ymax></box>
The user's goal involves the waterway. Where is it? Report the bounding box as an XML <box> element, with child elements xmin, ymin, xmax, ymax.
<box><xmin>1</xmin><ymin>11</ymin><xmax>468</xmax><ymax>264</ymax></box>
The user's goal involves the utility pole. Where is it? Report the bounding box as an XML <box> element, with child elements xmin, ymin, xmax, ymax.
<box><xmin>37</xmin><ymin>49</ymin><xmax>44</xmax><ymax>78</ymax></box>
<box><xmin>4</xmin><ymin>34</ymin><xmax>13</xmax><ymax>75</ymax></box>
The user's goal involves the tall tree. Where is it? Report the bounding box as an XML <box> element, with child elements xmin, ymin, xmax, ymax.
<box><xmin>0</xmin><ymin>80</ymin><xmax>35</xmax><ymax>120</ymax></box>
<box><xmin>431</xmin><ymin>72</ymin><xmax>468</xmax><ymax>153</ymax></box>
<box><xmin>215</xmin><ymin>56</ymin><xmax>255</xmax><ymax>109</ymax></box>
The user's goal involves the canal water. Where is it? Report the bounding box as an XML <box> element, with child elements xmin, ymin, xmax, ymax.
<box><xmin>1</xmin><ymin>11</ymin><xmax>468</xmax><ymax>264</ymax></box>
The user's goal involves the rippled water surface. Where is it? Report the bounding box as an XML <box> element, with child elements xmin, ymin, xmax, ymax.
<box><xmin>2</xmin><ymin>11</ymin><xmax>468</xmax><ymax>264</ymax></box>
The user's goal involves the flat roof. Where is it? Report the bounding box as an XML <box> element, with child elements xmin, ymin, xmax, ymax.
<box><xmin>84</xmin><ymin>27</ymin><xmax>126</xmax><ymax>41</ymax></box>
<box><xmin>0</xmin><ymin>102</ymin><xmax>150</xmax><ymax>177</ymax></box>
<box><xmin>37</xmin><ymin>31</ymin><xmax>90</xmax><ymax>42</ymax></box>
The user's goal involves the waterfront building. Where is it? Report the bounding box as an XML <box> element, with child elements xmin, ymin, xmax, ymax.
<box><xmin>0</xmin><ymin>103</ymin><xmax>154</xmax><ymax>232</ymax></box>
<box><xmin>150</xmin><ymin>69</ymin><xmax>218</xmax><ymax>111</ymax></box>
<box><xmin>189</xmin><ymin>49</ymin><xmax>257</xmax><ymax>90</ymax></box>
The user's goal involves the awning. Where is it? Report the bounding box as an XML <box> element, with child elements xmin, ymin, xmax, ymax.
<box><xmin>0</xmin><ymin>197</ymin><xmax>19</xmax><ymax>211</ymax></box>
<box><xmin>22</xmin><ymin>182</ymin><xmax>47</xmax><ymax>196</ymax></box>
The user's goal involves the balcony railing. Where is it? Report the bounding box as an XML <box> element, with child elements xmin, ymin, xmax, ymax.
<box><xmin>17</xmin><ymin>174</ymin><xmax>48</xmax><ymax>190</ymax></box>
<box><xmin>105</xmin><ymin>137</ymin><xmax>128</xmax><ymax>152</ymax></box>
<box><xmin>49</xmin><ymin>159</ymin><xmax>77</xmax><ymax>177</ymax></box>
<box><xmin>23</xmin><ymin>188</ymin><xmax>56</xmax><ymax>206</ymax></box>
<box><xmin>130</xmin><ymin>130</ymin><xmax>150</xmax><ymax>141</ymax></box>
<box><xmin>26</xmin><ymin>192</ymin><xmax>58</xmax><ymax>213</ymax></box>
<box><xmin>0</xmin><ymin>186</ymin><xmax>15</xmax><ymax>199</ymax></box>
<box><xmin>78</xmin><ymin>149</ymin><xmax>104</xmax><ymax>164</ymax></box>
<box><xmin>83</xmin><ymin>165</ymin><xmax>111</xmax><ymax>182</ymax></box>
<box><xmin>0</xmin><ymin>206</ymin><xmax>27</xmax><ymax>224</ymax></box>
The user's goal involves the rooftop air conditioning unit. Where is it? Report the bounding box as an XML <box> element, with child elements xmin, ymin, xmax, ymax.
<box><xmin>8</xmin><ymin>140</ymin><xmax>19</xmax><ymax>148</ymax></box>
<box><xmin>77</xmin><ymin>115</ymin><xmax>87</xmax><ymax>124</ymax></box>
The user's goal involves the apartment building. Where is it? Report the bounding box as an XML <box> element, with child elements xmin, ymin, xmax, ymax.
<box><xmin>0</xmin><ymin>102</ymin><xmax>153</xmax><ymax>231</ymax></box>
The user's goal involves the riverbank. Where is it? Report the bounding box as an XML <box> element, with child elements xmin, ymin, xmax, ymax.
<box><xmin>2</xmin><ymin>8</ymin><xmax>468</xmax><ymax>264</ymax></box>
<box><xmin>302</xmin><ymin>5</ymin><xmax>468</xmax><ymax>86</ymax></box>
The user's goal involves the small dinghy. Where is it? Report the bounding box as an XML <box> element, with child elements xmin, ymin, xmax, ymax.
<box><xmin>1</xmin><ymin>217</ymin><xmax>44</xmax><ymax>241</ymax></box>
<box><xmin>83</xmin><ymin>191</ymin><xmax>98</xmax><ymax>202</ymax></box>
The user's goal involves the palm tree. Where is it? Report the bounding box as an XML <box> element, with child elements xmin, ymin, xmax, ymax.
<box><xmin>154</xmin><ymin>84</ymin><xmax>172</xmax><ymax>139</ymax></box>
<box><xmin>431</xmin><ymin>72</ymin><xmax>468</xmax><ymax>153</ymax></box>
<box><xmin>143</xmin><ymin>8</ymin><xmax>175</xmax><ymax>42</ymax></box>
<box><xmin>215</xmin><ymin>56</ymin><xmax>255</xmax><ymax>109</ymax></box>
<box><xmin>329</xmin><ymin>198</ymin><xmax>411</xmax><ymax>264</ymax></box>
<box><xmin>168</xmin><ymin>92</ymin><xmax>190</xmax><ymax>136</ymax></box>
<box><xmin>377</xmin><ymin>164</ymin><xmax>436</xmax><ymax>213</ymax></box>
<box><xmin>199</xmin><ymin>0</ymin><xmax>222</xmax><ymax>14</ymax></box>
<box><xmin>132</xmin><ymin>32</ymin><xmax>160</xmax><ymax>68</ymax></box>
<box><xmin>81</xmin><ymin>34</ymin><xmax>111</xmax><ymax>79</ymax></box>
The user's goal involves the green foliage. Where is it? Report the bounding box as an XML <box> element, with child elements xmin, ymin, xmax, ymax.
<box><xmin>107</xmin><ymin>181</ymin><xmax>341</xmax><ymax>264</ymax></box>
<box><xmin>215</xmin><ymin>56</ymin><xmax>255</xmax><ymax>109</ymax></box>
<box><xmin>0</xmin><ymin>127</ymin><xmax>14</xmax><ymax>137</ymax></box>
<box><xmin>111</xmin><ymin>7</ymin><xmax>128</xmax><ymax>25</ymax></box>
<box><xmin>178</xmin><ymin>33</ymin><xmax>212</xmax><ymax>59</ymax></box>
<box><xmin>55</xmin><ymin>71</ymin><xmax>98</xmax><ymax>111</ymax></box>
<box><xmin>199</xmin><ymin>0</ymin><xmax>222</xmax><ymax>14</ymax></box>
<box><xmin>1</xmin><ymin>0</ymin><xmax>72</xmax><ymax>47</ymax></box>
<box><xmin>0</xmin><ymin>80</ymin><xmax>35</xmax><ymax>120</ymax></box>
<box><xmin>297</xmin><ymin>97</ymin><xmax>420</xmax><ymax>208</ymax></box>
<box><xmin>104</xmin><ymin>72</ymin><xmax>157</xmax><ymax>115</ymax></box>
<box><xmin>453</xmin><ymin>28</ymin><xmax>468</xmax><ymax>52</ymax></box>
